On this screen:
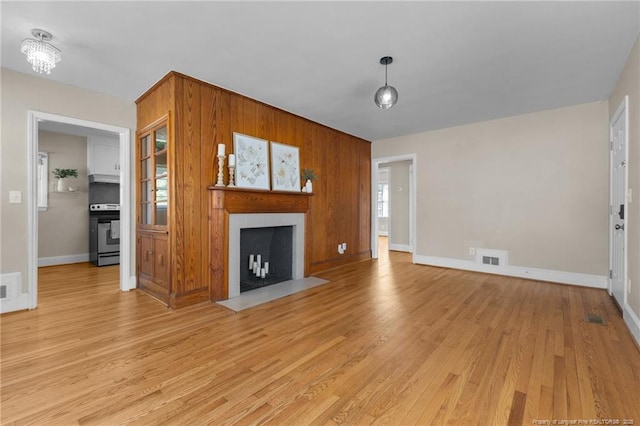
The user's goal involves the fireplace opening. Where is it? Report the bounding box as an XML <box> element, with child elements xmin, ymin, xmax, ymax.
<box><xmin>240</xmin><ymin>226</ymin><xmax>293</xmax><ymax>292</ymax></box>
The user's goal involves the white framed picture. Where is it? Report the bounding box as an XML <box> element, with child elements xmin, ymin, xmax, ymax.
<box><xmin>233</xmin><ymin>133</ymin><xmax>270</xmax><ymax>190</ymax></box>
<box><xmin>270</xmin><ymin>142</ymin><xmax>301</xmax><ymax>192</ymax></box>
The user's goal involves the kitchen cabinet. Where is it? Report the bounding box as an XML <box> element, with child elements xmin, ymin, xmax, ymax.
<box><xmin>88</xmin><ymin>137</ymin><xmax>120</xmax><ymax>175</ymax></box>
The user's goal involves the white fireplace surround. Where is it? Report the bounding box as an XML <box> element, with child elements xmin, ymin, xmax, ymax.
<box><xmin>228</xmin><ymin>213</ymin><xmax>305</xmax><ymax>298</ymax></box>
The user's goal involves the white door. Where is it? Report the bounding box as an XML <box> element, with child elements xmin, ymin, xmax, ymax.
<box><xmin>610</xmin><ymin>96</ymin><xmax>628</xmax><ymax>307</ymax></box>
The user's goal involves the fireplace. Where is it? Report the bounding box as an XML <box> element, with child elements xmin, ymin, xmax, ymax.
<box><xmin>240</xmin><ymin>226</ymin><xmax>293</xmax><ymax>292</ymax></box>
<box><xmin>228</xmin><ymin>213</ymin><xmax>305</xmax><ymax>298</ymax></box>
<box><xmin>208</xmin><ymin>187</ymin><xmax>311</xmax><ymax>300</ymax></box>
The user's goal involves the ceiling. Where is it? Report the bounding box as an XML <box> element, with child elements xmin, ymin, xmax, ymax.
<box><xmin>39</xmin><ymin>120</ymin><xmax>119</xmax><ymax>139</ymax></box>
<box><xmin>2</xmin><ymin>1</ymin><xmax>639</xmax><ymax>141</ymax></box>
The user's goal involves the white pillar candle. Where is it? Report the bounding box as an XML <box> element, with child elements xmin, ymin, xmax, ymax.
<box><xmin>253</xmin><ymin>262</ymin><xmax>258</xmax><ymax>274</ymax></box>
<box><xmin>264</xmin><ymin>262</ymin><xmax>269</xmax><ymax>274</ymax></box>
<box><xmin>217</xmin><ymin>143</ymin><xmax>225</xmax><ymax>156</ymax></box>
<box><xmin>249</xmin><ymin>254</ymin><xmax>254</xmax><ymax>269</ymax></box>
<box><xmin>256</xmin><ymin>254</ymin><xmax>261</xmax><ymax>266</ymax></box>
<box><xmin>255</xmin><ymin>266</ymin><xmax>261</xmax><ymax>277</ymax></box>
<box><xmin>261</xmin><ymin>268</ymin><xmax>266</xmax><ymax>278</ymax></box>
<box><xmin>228</xmin><ymin>154</ymin><xmax>236</xmax><ymax>166</ymax></box>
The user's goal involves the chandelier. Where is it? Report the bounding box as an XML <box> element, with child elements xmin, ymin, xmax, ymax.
<box><xmin>20</xmin><ymin>29</ymin><xmax>61</xmax><ymax>74</ymax></box>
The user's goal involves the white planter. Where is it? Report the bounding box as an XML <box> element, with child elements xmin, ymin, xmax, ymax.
<box><xmin>305</xmin><ymin>179</ymin><xmax>313</xmax><ymax>193</ymax></box>
<box><xmin>57</xmin><ymin>178</ymin><xmax>67</xmax><ymax>192</ymax></box>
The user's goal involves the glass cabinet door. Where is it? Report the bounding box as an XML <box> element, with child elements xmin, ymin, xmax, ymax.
<box><xmin>138</xmin><ymin>121</ymin><xmax>168</xmax><ymax>229</ymax></box>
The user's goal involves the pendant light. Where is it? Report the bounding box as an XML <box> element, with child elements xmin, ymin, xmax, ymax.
<box><xmin>20</xmin><ymin>29</ymin><xmax>62</xmax><ymax>75</ymax></box>
<box><xmin>374</xmin><ymin>56</ymin><xmax>398</xmax><ymax>109</ymax></box>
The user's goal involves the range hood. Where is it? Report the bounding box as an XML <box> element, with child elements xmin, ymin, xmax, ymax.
<box><xmin>89</xmin><ymin>174</ymin><xmax>120</xmax><ymax>184</ymax></box>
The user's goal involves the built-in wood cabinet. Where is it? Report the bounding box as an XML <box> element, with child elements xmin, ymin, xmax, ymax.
<box><xmin>137</xmin><ymin>118</ymin><xmax>169</xmax><ymax>231</ymax></box>
<box><xmin>136</xmin><ymin>71</ymin><xmax>371</xmax><ymax>308</ymax></box>
<box><xmin>136</xmin><ymin>116</ymin><xmax>171</xmax><ymax>303</ymax></box>
<box><xmin>137</xmin><ymin>232</ymin><xmax>170</xmax><ymax>301</ymax></box>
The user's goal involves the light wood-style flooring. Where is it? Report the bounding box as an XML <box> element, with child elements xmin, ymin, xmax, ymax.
<box><xmin>2</xmin><ymin>242</ymin><xmax>640</xmax><ymax>425</ymax></box>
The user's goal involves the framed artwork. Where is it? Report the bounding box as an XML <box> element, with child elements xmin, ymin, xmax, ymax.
<box><xmin>233</xmin><ymin>133</ymin><xmax>270</xmax><ymax>190</ymax></box>
<box><xmin>270</xmin><ymin>142</ymin><xmax>301</xmax><ymax>192</ymax></box>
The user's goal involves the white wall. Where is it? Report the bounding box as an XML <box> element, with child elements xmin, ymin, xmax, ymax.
<box><xmin>38</xmin><ymin>131</ymin><xmax>89</xmax><ymax>260</ymax></box>
<box><xmin>373</xmin><ymin>101</ymin><xmax>609</xmax><ymax>279</ymax></box>
<box><xmin>0</xmin><ymin>68</ymin><xmax>136</xmax><ymax>295</ymax></box>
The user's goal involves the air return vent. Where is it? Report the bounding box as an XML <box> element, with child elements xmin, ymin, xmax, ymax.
<box><xmin>476</xmin><ymin>249</ymin><xmax>508</xmax><ymax>269</ymax></box>
<box><xmin>482</xmin><ymin>256</ymin><xmax>500</xmax><ymax>266</ymax></box>
<box><xmin>0</xmin><ymin>285</ymin><xmax>6</xmax><ymax>299</ymax></box>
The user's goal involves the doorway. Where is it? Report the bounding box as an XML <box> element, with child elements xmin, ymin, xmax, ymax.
<box><xmin>609</xmin><ymin>96</ymin><xmax>629</xmax><ymax>308</ymax></box>
<box><xmin>371</xmin><ymin>154</ymin><xmax>416</xmax><ymax>260</ymax></box>
<box><xmin>27</xmin><ymin>111</ymin><xmax>132</xmax><ymax>309</ymax></box>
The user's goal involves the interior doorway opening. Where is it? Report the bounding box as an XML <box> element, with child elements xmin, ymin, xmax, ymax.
<box><xmin>371</xmin><ymin>154</ymin><xmax>416</xmax><ymax>260</ymax></box>
<box><xmin>27</xmin><ymin>111</ymin><xmax>132</xmax><ymax>310</ymax></box>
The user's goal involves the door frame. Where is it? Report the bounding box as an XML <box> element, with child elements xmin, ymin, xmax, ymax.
<box><xmin>27</xmin><ymin>110</ymin><xmax>133</xmax><ymax>309</ymax></box>
<box><xmin>608</xmin><ymin>96</ymin><xmax>629</xmax><ymax>304</ymax></box>
<box><xmin>371</xmin><ymin>154</ymin><xmax>417</xmax><ymax>260</ymax></box>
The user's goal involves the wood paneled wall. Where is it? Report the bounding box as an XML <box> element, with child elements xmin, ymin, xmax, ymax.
<box><xmin>137</xmin><ymin>71</ymin><xmax>371</xmax><ymax>305</ymax></box>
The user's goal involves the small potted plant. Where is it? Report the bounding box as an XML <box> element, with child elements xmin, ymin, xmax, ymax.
<box><xmin>301</xmin><ymin>168</ymin><xmax>317</xmax><ymax>193</ymax></box>
<box><xmin>52</xmin><ymin>168</ymin><xmax>78</xmax><ymax>192</ymax></box>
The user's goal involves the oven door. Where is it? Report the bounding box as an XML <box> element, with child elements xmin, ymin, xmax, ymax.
<box><xmin>97</xmin><ymin>220</ymin><xmax>120</xmax><ymax>265</ymax></box>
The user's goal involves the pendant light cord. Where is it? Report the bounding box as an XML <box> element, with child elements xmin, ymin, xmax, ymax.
<box><xmin>385</xmin><ymin>62</ymin><xmax>388</xmax><ymax>86</ymax></box>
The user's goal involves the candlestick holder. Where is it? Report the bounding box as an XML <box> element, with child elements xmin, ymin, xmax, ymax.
<box><xmin>227</xmin><ymin>165</ymin><xmax>236</xmax><ymax>187</ymax></box>
<box><xmin>215</xmin><ymin>155</ymin><xmax>225</xmax><ymax>187</ymax></box>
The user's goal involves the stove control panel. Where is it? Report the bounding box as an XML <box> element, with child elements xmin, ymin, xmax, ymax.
<box><xmin>90</xmin><ymin>204</ymin><xmax>120</xmax><ymax>211</ymax></box>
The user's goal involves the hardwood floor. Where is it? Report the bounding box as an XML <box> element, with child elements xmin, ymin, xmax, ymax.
<box><xmin>2</xmin><ymin>248</ymin><xmax>639</xmax><ymax>425</ymax></box>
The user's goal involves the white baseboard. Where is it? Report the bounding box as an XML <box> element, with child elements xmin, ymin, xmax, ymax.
<box><xmin>413</xmin><ymin>255</ymin><xmax>608</xmax><ymax>289</ymax></box>
<box><xmin>389</xmin><ymin>243</ymin><xmax>412</xmax><ymax>253</ymax></box>
<box><xmin>623</xmin><ymin>303</ymin><xmax>640</xmax><ymax>347</ymax></box>
<box><xmin>38</xmin><ymin>253</ymin><xmax>89</xmax><ymax>267</ymax></box>
<box><xmin>128</xmin><ymin>275</ymin><xmax>137</xmax><ymax>291</ymax></box>
<box><xmin>0</xmin><ymin>272</ymin><xmax>30</xmax><ymax>314</ymax></box>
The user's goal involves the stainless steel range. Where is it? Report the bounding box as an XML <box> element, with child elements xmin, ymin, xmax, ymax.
<box><xmin>89</xmin><ymin>203</ymin><xmax>120</xmax><ymax>266</ymax></box>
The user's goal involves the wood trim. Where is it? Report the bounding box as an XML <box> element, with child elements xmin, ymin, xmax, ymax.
<box><xmin>208</xmin><ymin>188</ymin><xmax>312</xmax><ymax>300</ymax></box>
<box><xmin>138</xmin><ymin>277</ymin><xmax>170</xmax><ymax>304</ymax></box>
<box><xmin>169</xmin><ymin>288</ymin><xmax>209</xmax><ymax>309</ymax></box>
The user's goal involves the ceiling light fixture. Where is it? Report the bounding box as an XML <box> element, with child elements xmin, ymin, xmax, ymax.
<box><xmin>21</xmin><ymin>29</ymin><xmax>61</xmax><ymax>75</ymax></box>
<box><xmin>374</xmin><ymin>56</ymin><xmax>398</xmax><ymax>110</ymax></box>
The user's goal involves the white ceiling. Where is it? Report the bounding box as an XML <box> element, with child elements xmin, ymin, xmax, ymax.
<box><xmin>2</xmin><ymin>1</ymin><xmax>639</xmax><ymax>141</ymax></box>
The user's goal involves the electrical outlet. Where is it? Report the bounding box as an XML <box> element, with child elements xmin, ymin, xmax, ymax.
<box><xmin>342</xmin><ymin>242</ymin><xmax>347</xmax><ymax>251</ymax></box>
<box><xmin>469</xmin><ymin>247</ymin><xmax>476</xmax><ymax>256</ymax></box>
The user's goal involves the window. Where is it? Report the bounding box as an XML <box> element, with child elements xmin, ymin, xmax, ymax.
<box><xmin>37</xmin><ymin>152</ymin><xmax>48</xmax><ymax>211</ymax></box>
<box><xmin>377</xmin><ymin>169</ymin><xmax>389</xmax><ymax>218</ymax></box>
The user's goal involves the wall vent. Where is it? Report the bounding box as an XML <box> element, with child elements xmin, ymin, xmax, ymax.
<box><xmin>0</xmin><ymin>273</ymin><xmax>20</xmax><ymax>303</ymax></box>
<box><xmin>476</xmin><ymin>249</ymin><xmax>508</xmax><ymax>269</ymax></box>
<box><xmin>482</xmin><ymin>256</ymin><xmax>500</xmax><ymax>266</ymax></box>
<box><xmin>0</xmin><ymin>272</ymin><xmax>24</xmax><ymax>313</ymax></box>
